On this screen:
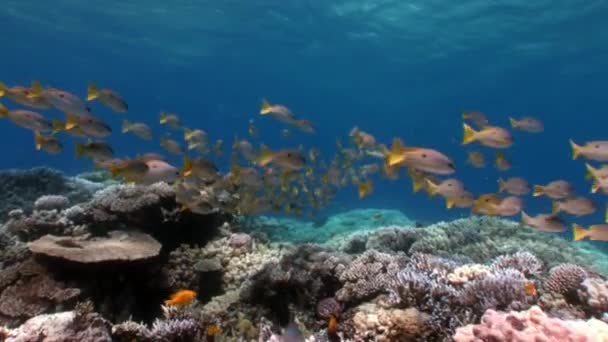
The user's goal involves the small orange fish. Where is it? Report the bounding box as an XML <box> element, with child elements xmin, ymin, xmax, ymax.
<box><xmin>206</xmin><ymin>324</ymin><xmax>221</xmax><ymax>342</ymax></box>
<box><xmin>164</xmin><ymin>289</ymin><xmax>197</xmax><ymax>306</ymax></box>
<box><xmin>524</xmin><ymin>281</ymin><xmax>537</xmax><ymax>296</ymax></box>
<box><xmin>328</xmin><ymin>314</ymin><xmax>338</xmax><ymax>335</ymax></box>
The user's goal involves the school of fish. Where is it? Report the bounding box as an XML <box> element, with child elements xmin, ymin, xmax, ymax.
<box><xmin>0</xmin><ymin>81</ymin><xmax>607</xmax><ymax>242</ymax></box>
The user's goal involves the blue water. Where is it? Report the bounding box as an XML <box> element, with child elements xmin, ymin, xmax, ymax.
<box><xmin>1</xmin><ymin>1</ymin><xmax>608</xmax><ymax>225</ymax></box>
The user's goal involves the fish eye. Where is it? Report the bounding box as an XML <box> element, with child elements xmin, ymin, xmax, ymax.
<box><xmin>447</xmin><ymin>183</ymin><xmax>452</xmax><ymax>187</ymax></box>
<box><xmin>448</xmin><ymin>163</ymin><xmax>455</xmax><ymax>169</ymax></box>
<box><xmin>421</xmin><ymin>154</ymin><xmax>427</xmax><ymax>158</ymax></box>
<box><xmin>287</xmin><ymin>152</ymin><xmax>292</xmax><ymax>157</ymax></box>
<box><xmin>59</xmin><ymin>94</ymin><xmax>65</xmax><ymax>98</ymax></box>
<box><xmin>595</xmin><ymin>145</ymin><xmax>600</xmax><ymax>148</ymax></box>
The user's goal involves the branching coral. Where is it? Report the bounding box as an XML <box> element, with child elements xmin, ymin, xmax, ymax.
<box><xmin>491</xmin><ymin>251</ymin><xmax>543</xmax><ymax>277</ymax></box>
<box><xmin>336</xmin><ymin>249</ymin><xmax>406</xmax><ymax>304</ymax></box>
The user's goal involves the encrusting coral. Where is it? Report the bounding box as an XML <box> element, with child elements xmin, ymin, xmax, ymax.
<box><xmin>453</xmin><ymin>305</ymin><xmax>608</xmax><ymax>341</ymax></box>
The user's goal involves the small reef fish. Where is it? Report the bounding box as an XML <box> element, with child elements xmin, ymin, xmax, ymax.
<box><xmin>29</xmin><ymin>81</ymin><xmax>90</xmax><ymax>116</ymax></box>
<box><xmin>585</xmin><ymin>163</ymin><xmax>608</xmax><ymax>193</ymax></box>
<box><xmin>521</xmin><ymin>211</ymin><xmax>566</xmax><ymax>232</ymax></box>
<box><xmin>495</xmin><ymin>152</ymin><xmax>511</xmax><ymax>171</ymax></box>
<box><xmin>552</xmin><ymin>197</ymin><xmax>596</xmax><ymax>217</ymax></box>
<box><xmin>260</xmin><ymin>98</ymin><xmax>297</xmax><ymax>125</ymax></box>
<box><xmin>571</xmin><ymin>140</ymin><xmax>608</xmax><ymax>162</ymax></box>
<box><xmin>524</xmin><ymin>281</ymin><xmax>537</xmax><ymax>296</ymax></box>
<box><xmin>122</xmin><ymin>120</ymin><xmax>152</xmax><ymax>140</ymax></box>
<box><xmin>141</xmin><ymin>159</ymin><xmax>180</xmax><ymax>184</ymax></box>
<box><xmin>160</xmin><ymin>137</ymin><xmax>184</xmax><ymax>155</ymax></box>
<box><xmin>467</xmin><ymin>151</ymin><xmax>485</xmax><ymax>168</ymax></box>
<box><xmin>159</xmin><ymin>112</ymin><xmax>181</xmax><ymax>129</ymax></box>
<box><xmin>184</xmin><ymin>128</ymin><xmax>208</xmax><ymax>147</ymax></box>
<box><xmin>573</xmin><ymin>223</ymin><xmax>608</xmax><ymax>241</ymax></box>
<box><xmin>533</xmin><ymin>180</ymin><xmax>573</xmax><ymax>199</ymax></box>
<box><xmin>75</xmin><ymin>141</ymin><xmax>114</xmax><ymax>161</ymax></box>
<box><xmin>34</xmin><ymin>131</ymin><xmax>62</xmax><ymax>154</ymax></box>
<box><xmin>257</xmin><ymin>146</ymin><xmax>306</xmax><ymax>170</ymax></box>
<box><xmin>0</xmin><ymin>82</ymin><xmax>51</xmax><ymax>109</ymax></box>
<box><xmin>0</xmin><ymin>103</ymin><xmax>52</xmax><ymax>132</ymax></box>
<box><xmin>462</xmin><ymin>124</ymin><xmax>513</xmax><ymax>149</ymax></box>
<box><xmin>64</xmin><ymin>113</ymin><xmax>112</xmax><ymax>138</ymax></box>
<box><xmin>498</xmin><ymin>177</ymin><xmax>530</xmax><ymax>196</ymax></box>
<box><xmin>446</xmin><ymin>191</ymin><xmax>474</xmax><ymax>209</ymax></box>
<box><xmin>164</xmin><ymin>289</ymin><xmax>197</xmax><ymax>306</ymax></box>
<box><xmin>294</xmin><ymin>119</ymin><xmax>315</xmax><ymax>133</ymax></box>
<box><xmin>350</xmin><ymin>127</ymin><xmax>376</xmax><ymax>150</ymax></box>
<box><xmin>110</xmin><ymin>159</ymin><xmax>149</xmax><ymax>181</ymax></box>
<box><xmin>472</xmin><ymin>194</ymin><xmax>502</xmax><ymax>215</ymax></box>
<box><xmin>182</xmin><ymin>157</ymin><xmax>219</xmax><ymax>180</ymax></box>
<box><xmin>509</xmin><ymin>117</ymin><xmax>544</xmax><ymax>133</ymax></box>
<box><xmin>87</xmin><ymin>82</ymin><xmax>128</xmax><ymax>113</ymax></box>
<box><xmin>385</xmin><ymin>138</ymin><xmax>455</xmax><ymax>175</ymax></box>
<box><xmin>357</xmin><ymin>179</ymin><xmax>373</xmax><ymax>199</ymax></box>
<box><xmin>462</xmin><ymin>111</ymin><xmax>489</xmax><ymax>129</ymax></box>
<box><xmin>491</xmin><ymin>196</ymin><xmax>524</xmax><ymax>217</ymax></box>
<box><xmin>425</xmin><ymin>178</ymin><xmax>465</xmax><ymax>199</ymax></box>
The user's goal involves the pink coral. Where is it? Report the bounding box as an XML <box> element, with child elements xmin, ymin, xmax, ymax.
<box><xmin>453</xmin><ymin>306</ymin><xmax>608</xmax><ymax>342</ymax></box>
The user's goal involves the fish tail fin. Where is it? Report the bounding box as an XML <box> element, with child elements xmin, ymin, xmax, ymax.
<box><xmin>498</xmin><ymin>178</ymin><xmax>505</xmax><ymax>193</ymax></box>
<box><xmin>572</xmin><ymin>223</ymin><xmax>588</xmax><ymax>241</ymax></box>
<box><xmin>28</xmin><ymin>81</ymin><xmax>43</xmax><ymax>98</ymax></box>
<box><xmin>385</xmin><ymin>138</ymin><xmax>406</xmax><ymax>166</ymax></box>
<box><xmin>509</xmin><ymin>117</ymin><xmax>518</xmax><ymax>128</ymax></box>
<box><xmin>411</xmin><ymin>176</ymin><xmax>424</xmax><ymax>193</ymax></box>
<box><xmin>591</xmin><ymin>180</ymin><xmax>600</xmax><ymax>194</ymax></box>
<box><xmin>532</xmin><ymin>185</ymin><xmax>544</xmax><ymax>197</ymax></box>
<box><xmin>357</xmin><ymin>180</ymin><xmax>373</xmax><ymax>199</ymax></box>
<box><xmin>521</xmin><ymin>211</ymin><xmax>531</xmax><ymax>225</ymax></box>
<box><xmin>462</xmin><ymin>123</ymin><xmax>477</xmax><ymax>145</ymax></box>
<box><xmin>605</xmin><ymin>205</ymin><xmax>608</xmax><ymax>223</ymax></box>
<box><xmin>0</xmin><ymin>81</ymin><xmax>7</xmax><ymax>97</ymax></box>
<box><xmin>34</xmin><ymin>131</ymin><xmax>43</xmax><ymax>151</ymax></box>
<box><xmin>75</xmin><ymin>144</ymin><xmax>84</xmax><ymax>159</ymax></box>
<box><xmin>121</xmin><ymin>119</ymin><xmax>131</xmax><ymax>133</ymax></box>
<box><xmin>446</xmin><ymin>198</ymin><xmax>455</xmax><ymax>209</ymax></box>
<box><xmin>551</xmin><ymin>201</ymin><xmax>561</xmax><ymax>214</ymax></box>
<box><xmin>260</xmin><ymin>98</ymin><xmax>272</xmax><ymax>115</ymax></box>
<box><xmin>257</xmin><ymin>145</ymin><xmax>274</xmax><ymax>166</ymax></box>
<box><xmin>0</xmin><ymin>103</ymin><xmax>8</xmax><ymax>117</ymax></box>
<box><xmin>585</xmin><ymin>163</ymin><xmax>595</xmax><ymax>180</ymax></box>
<box><xmin>183</xmin><ymin>128</ymin><xmax>192</xmax><ymax>140</ymax></box>
<box><xmin>52</xmin><ymin>120</ymin><xmax>64</xmax><ymax>134</ymax></box>
<box><xmin>87</xmin><ymin>82</ymin><xmax>99</xmax><ymax>101</ymax></box>
<box><xmin>65</xmin><ymin>113</ymin><xmax>78</xmax><ymax>130</ymax></box>
<box><xmin>182</xmin><ymin>156</ymin><xmax>193</xmax><ymax>177</ymax></box>
<box><xmin>424</xmin><ymin>178</ymin><xmax>438</xmax><ymax>196</ymax></box>
<box><xmin>159</xmin><ymin>112</ymin><xmax>167</xmax><ymax>124</ymax></box>
<box><xmin>570</xmin><ymin>139</ymin><xmax>581</xmax><ymax>160</ymax></box>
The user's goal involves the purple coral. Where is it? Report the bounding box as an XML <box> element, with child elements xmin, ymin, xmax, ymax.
<box><xmin>544</xmin><ymin>263</ymin><xmax>588</xmax><ymax>295</ymax></box>
<box><xmin>459</xmin><ymin>268</ymin><xmax>529</xmax><ymax>311</ymax></box>
<box><xmin>316</xmin><ymin>298</ymin><xmax>342</xmax><ymax>319</ymax></box>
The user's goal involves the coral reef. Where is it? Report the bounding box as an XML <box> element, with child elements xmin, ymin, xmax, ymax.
<box><xmin>544</xmin><ymin>263</ymin><xmax>588</xmax><ymax>296</ymax></box>
<box><xmin>409</xmin><ymin>216</ymin><xmax>608</xmax><ymax>275</ymax></box>
<box><xmin>453</xmin><ymin>306</ymin><xmax>608</xmax><ymax>341</ymax></box>
<box><xmin>579</xmin><ymin>277</ymin><xmax>608</xmax><ymax>314</ymax></box>
<box><xmin>0</xmin><ymin>167</ymin><xmax>105</xmax><ymax>220</ymax></box>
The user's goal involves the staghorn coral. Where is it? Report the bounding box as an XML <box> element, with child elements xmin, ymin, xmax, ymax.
<box><xmin>111</xmin><ymin>305</ymin><xmax>202</xmax><ymax>342</ymax></box>
<box><xmin>336</xmin><ymin>249</ymin><xmax>406</xmax><ymax>304</ymax></box>
<box><xmin>544</xmin><ymin>263</ymin><xmax>588</xmax><ymax>296</ymax></box>
<box><xmin>410</xmin><ymin>216</ymin><xmax>608</xmax><ymax>275</ymax></box>
<box><xmin>350</xmin><ymin>303</ymin><xmax>429</xmax><ymax>342</ymax></box>
<box><xmin>491</xmin><ymin>251</ymin><xmax>543</xmax><ymax>277</ymax></box>
<box><xmin>453</xmin><ymin>306</ymin><xmax>608</xmax><ymax>341</ymax></box>
<box><xmin>459</xmin><ymin>268</ymin><xmax>530</xmax><ymax>312</ymax></box>
<box><xmin>579</xmin><ymin>277</ymin><xmax>608</xmax><ymax>314</ymax></box>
